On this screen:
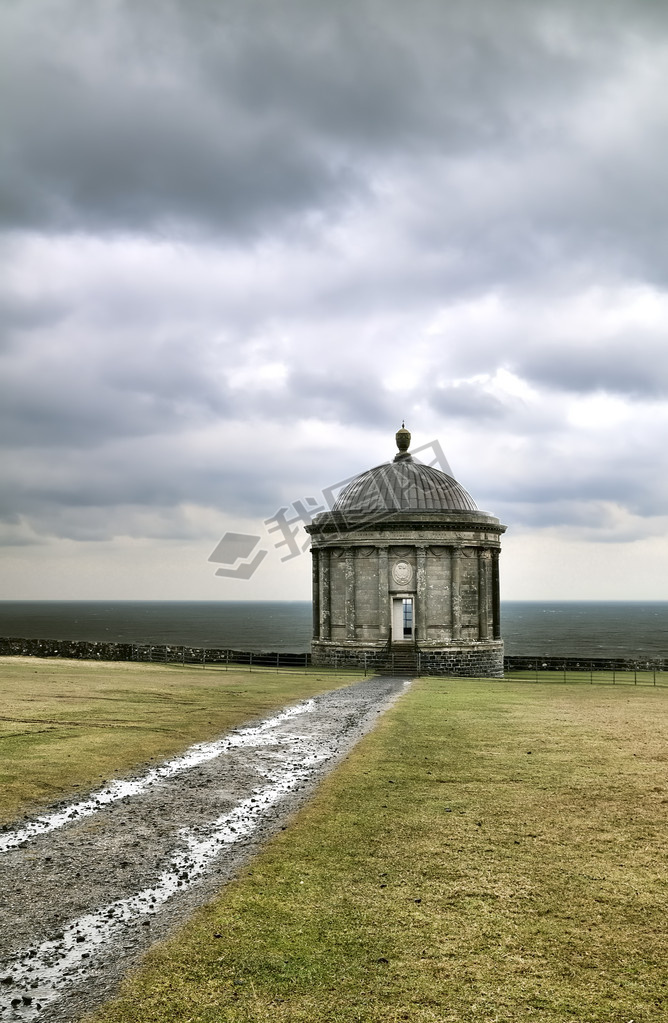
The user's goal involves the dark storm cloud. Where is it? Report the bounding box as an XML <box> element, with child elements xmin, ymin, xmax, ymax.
<box><xmin>1</xmin><ymin>2</ymin><xmax>365</xmax><ymax>236</ymax></box>
<box><xmin>428</xmin><ymin>382</ymin><xmax>507</xmax><ymax>420</ymax></box>
<box><xmin>468</xmin><ymin>425</ymin><xmax>668</xmax><ymax>534</ymax></box>
<box><xmin>2</xmin><ymin>0</ymin><xmax>668</xmax><ymax>568</ymax></box>
<box><xmin>0</xmin><ymin>327</ymin><xmax>232</xmax><ymax>449</ymax></box>
<box><xmin>0</xmin><ymin>428</ymin><xmax>305</xmax><ymax>542</ymax></box>
<box><xmin>439</xmin><ymin>339</ymin><xmax>668</xmax><ymax>404</ymax></box>
<box><xmin>283</xmin><ymin>371</ymin><xmax>397</xmax><ymax>428</ymax></box>
<box><xmin>2</xmin><ymin>0</ymin><xmax>663</xmax><ymax>251</ymax></box>
<box><xmin>516</xmin><ymin>337</ymin><xmax>668</xmax><ymax>398</ymax></box>
<box><xmin>0</xmin><ymin>294</ymin><xmax>69</xmax><ymax>346</ymax></box>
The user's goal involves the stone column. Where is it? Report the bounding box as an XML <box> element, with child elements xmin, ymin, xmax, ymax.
<box><xmin>320</xmin><ymin>548</ymin><xmax>331</xmax><ymax>641</ymax></box>
<box><xmin>344</xmin><ymin>549</ymin><xmax>356</xmax><ymax>640</ymax></box>
<box><xmin>478</xmin><ymin>550</ymin><xmax>491</xmax><ymax>640</ymax></box>
<box><xmin>451</xmin><ymin>547</ymin><xmax>463</xmax><ymax>642</ymax></box>
<box><xmin>312</xmin><ymin>548</ymin><xmax>320</xmax><ymax>640</ymax></box>
<box><xmin>491</xmin><ymin>549</ymin><xmax>501</xmax><ymax>640</ymax></box>
<box><xmin>416</xmin><ymin>546</ymin><xmax>427</xmax><ymax>643</ymax></box>
<box><xmin>377</xmin><ymin>546</ymin><xmax>390</xmax><ymax>642</ymax></box>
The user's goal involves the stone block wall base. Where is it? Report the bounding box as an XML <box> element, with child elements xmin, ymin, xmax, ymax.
<box><xmin>418</xmin><ymin>642</ymin><xmax>504</xmax><ymax>677</ymax></box>
<box><xmin>311</xmin><ymin>641</ymin><xmax>504</xmax><ymax>678</ymax></box>
<box><xmin>311</xmin><ymin>643</ymin><xmax>389</xmax><ymax>671</ymax></box>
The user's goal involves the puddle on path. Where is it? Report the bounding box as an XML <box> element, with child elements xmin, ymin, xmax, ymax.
<box><xmin>0</xmin><ymin>678</ymin><xmax>411</xmax><ymax>1021</ymax></box>
<box><xmin>0</xmin><ymin>700</ymin><xmax>315</xmax><ymax>854</ymax></box>
<box><xmin>0</xmin><ymin>741</ymin><xmax>328</xmax><ymax>1020</ymax></box>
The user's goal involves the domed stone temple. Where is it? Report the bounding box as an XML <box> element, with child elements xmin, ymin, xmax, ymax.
<box><xmin>305</xmin><ymin>426</ymin><xmax>506</xmax><ymax>676</ymax></box>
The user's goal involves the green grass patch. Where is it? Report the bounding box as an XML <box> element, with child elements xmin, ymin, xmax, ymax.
<box><xmin>88</xmin><ymin>677</ymin><xmax>668</xmax><ymax>1023</ymax></box>
<box><xmin>0</xmin><ymin>657</ymin><xmax>356</xmax><ymax>824</ymax></box>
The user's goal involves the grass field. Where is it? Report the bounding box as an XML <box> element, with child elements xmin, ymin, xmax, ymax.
<box><xmin>0</xmin><ymin>657</ymin><xmax>356</xmax><ymax>824</ymax></box>
<box><xmin>506</xmin><ymin>666</ymin><xmax>668</xmax><ymax>687</ymax></box>
<box><xmin>3</xmin><ymin>663</ymin><xmax>667</xmax><ymax>1020</ymax></box>
<box><xmin>82</xmin><ymin>676</ymin><xmax>668</xmax><ymax>1023</ymax></box>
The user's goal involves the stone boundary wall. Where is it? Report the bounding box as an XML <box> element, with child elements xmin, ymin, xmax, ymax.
<box><xmin>0</xmin><ymin>636</ymin><xmax>310</xmax><ymax>667</ymax></box>
<box><xmin>310</xmin><ymin>644</ymin><xmax>388</xmax><ymax>670</ymax></box>
<box><xmin>505</xmin><ymin>654</ymin><xmax>667</xmax><ymax>671</ymax></box>
<box><xmin>0</xmin><ymin>637</ymin><xmax>136</xmax><ymax>660</ymax></box>
<box><xmin>311</xmin><ymin>642</ymin><xmax>505</xmax><ymax>677</ymax></box>
<box><xmin>421</xmin><ymin>647</ymin><xmax>503</xmax><ymax>678</ymax></box>
<box><xmin>0</xmin><ymin>637</ymin><xmax>665</xmax><ymax>674</ymax></box>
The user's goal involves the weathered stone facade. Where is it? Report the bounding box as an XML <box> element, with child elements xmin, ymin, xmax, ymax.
<box><xmin>306</xmin><ymin>427</ymin><xmax>506</xmax><ymax>676</ymax></box>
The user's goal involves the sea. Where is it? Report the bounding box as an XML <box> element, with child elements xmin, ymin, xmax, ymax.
<box><xmin>0</xmin><ymin>600</ymin><xmax>667</xmax><ymax>658</ymax></box>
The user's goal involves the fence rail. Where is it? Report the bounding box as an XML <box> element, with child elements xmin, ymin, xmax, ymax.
<box><xmin>504</xmin><ymin>656</ymin><xmax>668</xmax><ymax>687</ymax></box>
<box><xmin>1</xmin><ymin>637</ymin><xmax>667</xmax><ymax>685</ymax></box>
<box><xmin>129</xmin><ymin>644</ymin><xmax>314</xmax><ymax>672</ymax></box>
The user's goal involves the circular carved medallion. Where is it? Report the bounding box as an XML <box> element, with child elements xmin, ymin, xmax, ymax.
<box><xmin>392</xmin><ymin>560</ymin><xmax>413</xmax><ymax>586</ymax></box>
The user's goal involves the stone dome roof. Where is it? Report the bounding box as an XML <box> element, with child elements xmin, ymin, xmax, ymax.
<box><xmin>333</xmin><ymin>457</ymin><xmax>478</xmax><ymax>515</ymax></box>
<box><xmin>331</xmin><ymin>426</ymin><xmax>478</xmax><ymax>515</ymax></box>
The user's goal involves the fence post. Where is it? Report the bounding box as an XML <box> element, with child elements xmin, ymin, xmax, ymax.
<box><xmin>276</xmin><ymin>652</ymin><xmax>280</xmax><ymax>673</ymax></box>
<box><xmin>250</xmin><ymin>651</ymin><xmax>253</xmax><ymax>672</ymax></box>
<box><xmin>202</xmin><ymin>648</ymin><xmax>206</xmax><ymax>669</ymax></box>
<box><xmin>364</xmin><ymin>651</ymin><xmax>367</xmax><ymax>677</ymax></box>
<box><xmin>590</xmin><ymin>661</ymin><xmax>593</xmax><ymax>684</ymax></box>
<box><xmin>304</xmin><ymin>652</ymin><xmax>308</xmax><ymax>673</ymax></box>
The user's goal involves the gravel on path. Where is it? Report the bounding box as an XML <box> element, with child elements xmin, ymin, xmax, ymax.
<box><xmin>0</xmin><ymin>675</ymin><xmax>410</xmax><ymax>1023</ymax></box>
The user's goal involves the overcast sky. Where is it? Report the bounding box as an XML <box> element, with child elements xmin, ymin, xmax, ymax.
<box><xmin>2</xmin><ymin>0</ymin><xmax>668</xmax><ymax>602</ymax></box>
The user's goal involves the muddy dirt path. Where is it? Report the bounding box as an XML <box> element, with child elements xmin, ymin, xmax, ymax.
<box><xmin>0</xmin><ymin>676</ymin><xmax>410</xmax><ymax>1022</ymax></box>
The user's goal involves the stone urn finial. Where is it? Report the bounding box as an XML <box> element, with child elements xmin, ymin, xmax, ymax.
<box><xmin>394</xmin><ymin>422</ymin><xmax>411</xmax><ymax>461</ymax></box>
